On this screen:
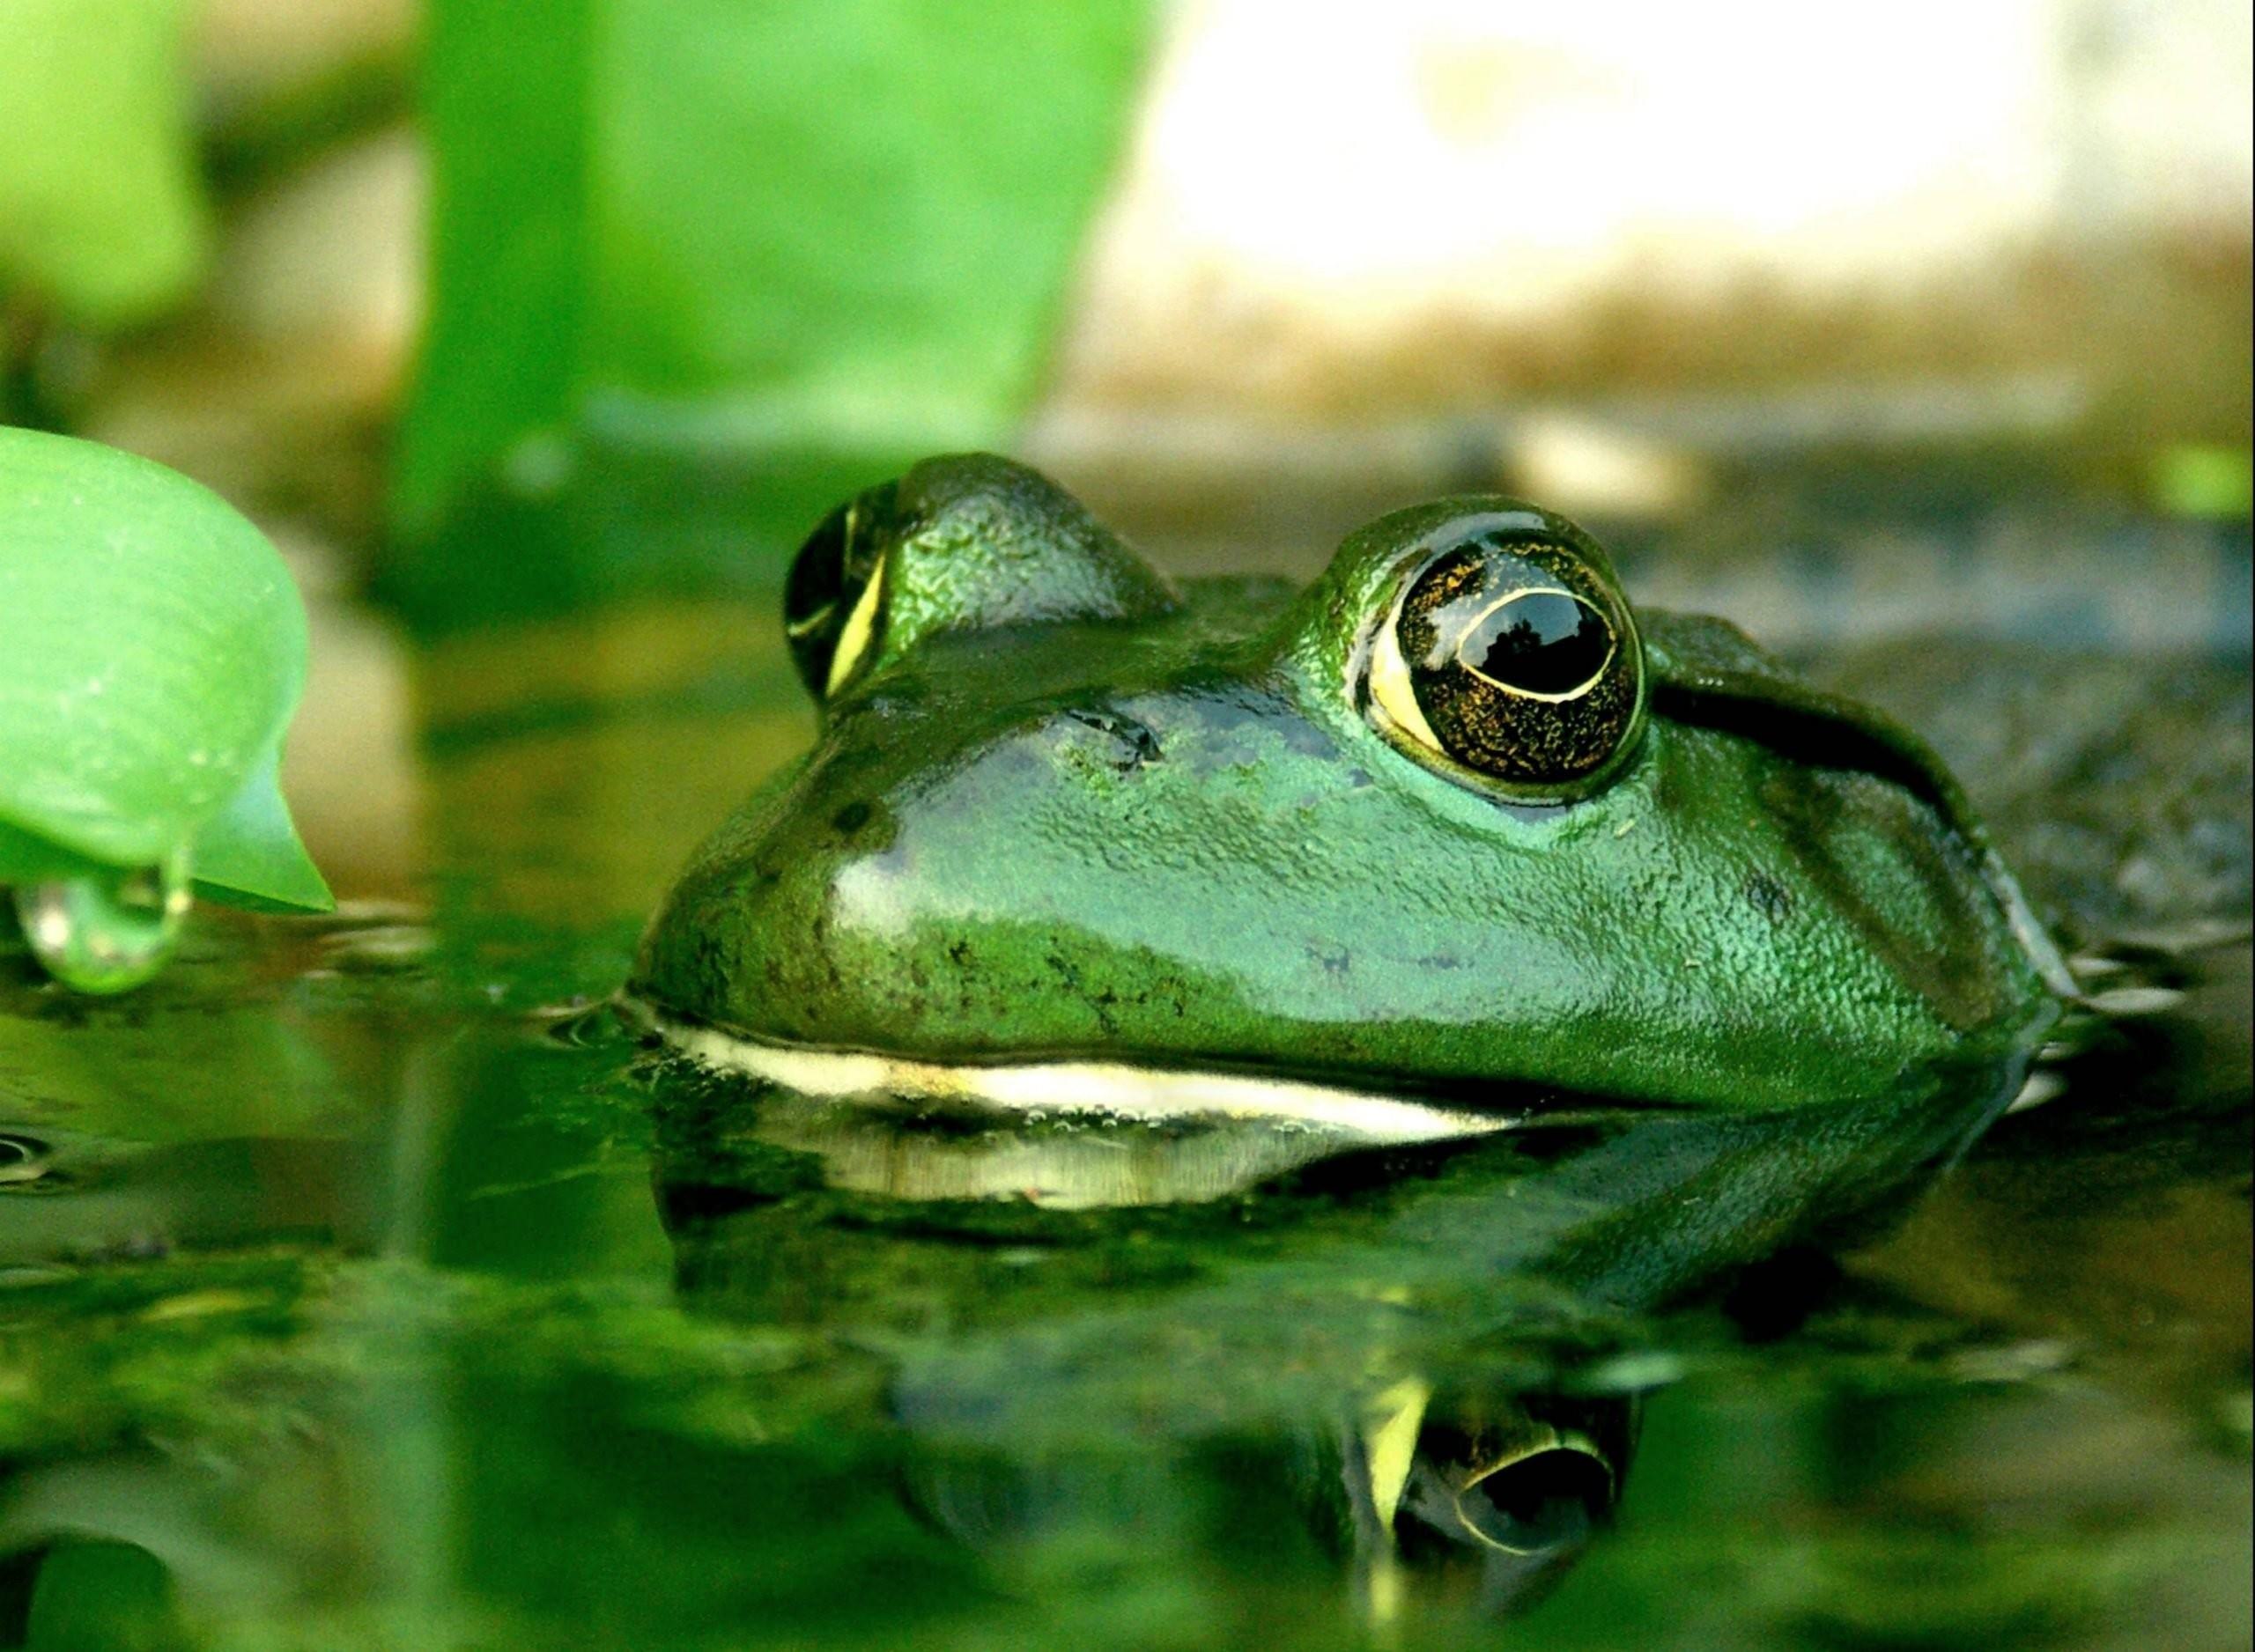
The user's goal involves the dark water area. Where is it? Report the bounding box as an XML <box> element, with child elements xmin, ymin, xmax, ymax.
<box><xmin>0</xmin><ymin>485</ymin><xmax>2247</xmax><ymax>1651</ymax></box>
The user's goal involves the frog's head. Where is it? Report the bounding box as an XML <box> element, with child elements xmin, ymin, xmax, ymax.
<box><xmin>633</xmin><ymin>454</ymin><xmax>2065</xmax><ymax>1125</ymax></box>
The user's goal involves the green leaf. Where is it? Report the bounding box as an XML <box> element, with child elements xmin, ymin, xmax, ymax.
<box><xmin>0</xmin><ymin>0</ymin><xmax>208</xmax><ymax>326</ymax></box>
<box><xmin>190</xmin><ymin>747</ymin><xmax>333</xmax><ymax>913</ymax></box>
<box><xmin>391</xmin><ymin>0</ymin><xmax>1152</xmax><ymax>619</ymax></box>
<box><xmin>0</xmin><ymin>814</ymin><xmax>92</xmax><ymax>885</ymax></box>
<box><xmin>394</xmin><ymin>0</ymin><xmax>597</xmax><ymax>538</ymax></box>
<box><xmin>0</xmin><ymin>427</ymin><xmax>329</xmax><ymax>911</ymax></box>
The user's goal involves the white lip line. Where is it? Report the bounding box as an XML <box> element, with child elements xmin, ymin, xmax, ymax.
<box><xmin>650</xmin><ymin>1015</ymin><xmax>1523</xmax><ymax>1146</ymax></box>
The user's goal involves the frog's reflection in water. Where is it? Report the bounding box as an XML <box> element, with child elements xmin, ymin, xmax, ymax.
<box><xmin>655</xmin><ymin>1068</ymin><xmax>1973</xmax><ymax>1625</ymax></box>
<box><xmin>651</xmin><ymin>1038</ymin><xmax>2020</xmax><ymax>1627</ymax></box>
<box><xmin>732</xmin><ymin>1082</ymin><xmax>1507</xmax><ymax>1208</ymax></box>
<box><xmin>1339</xmin><ymin>1384</ymin><xmax>1638</xmax><ymax>1619</ymax></box>
<box><xmin>897</xmin><ymin>1379</ymin><xmax>1639</xmax><ymax>1626</ymax></box>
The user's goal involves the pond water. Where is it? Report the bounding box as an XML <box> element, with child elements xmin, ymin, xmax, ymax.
<box><xmin>0</xmin><ymin>490</ymin><xmax>2247</xmax><ymax>1651</ymax></box>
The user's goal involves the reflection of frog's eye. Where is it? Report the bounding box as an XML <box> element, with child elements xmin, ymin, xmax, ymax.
<box><xmin>784</xmin><ymin>482</ymin><xmax>898</xmax><ymax>698</ymax></box>
<box><xmin>1366</xmin><ymin>531</ymin><xmax>1645</xmax><ymax>795</ymax></box>
<box><xmin>1448</xmin><ymin>1442</ymin><xmax>1615</xmax><ymax>1552</ymax></box>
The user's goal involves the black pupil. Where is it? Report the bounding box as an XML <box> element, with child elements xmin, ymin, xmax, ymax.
<box><xmin>1463</xmin><ymin>591</ymin><xmax>1611</xmax><ymax>696</ymax></box>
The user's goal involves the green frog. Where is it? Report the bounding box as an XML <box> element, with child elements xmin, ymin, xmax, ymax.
<box><xmin>632</xmin><ymin>455</ymin><xmax>2071</xmax><ymax>1133</ymax></box>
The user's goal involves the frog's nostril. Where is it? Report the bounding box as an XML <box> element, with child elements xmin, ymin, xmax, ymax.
<box><xmin>784</xmin><ymin>480</ymin><xmax>900</xmax><ymax>699</ymax></box>
<box><xmin>1062</xmin><ymin>706</ymin><xmax>1162</xmax><ymax>772</ymax></box>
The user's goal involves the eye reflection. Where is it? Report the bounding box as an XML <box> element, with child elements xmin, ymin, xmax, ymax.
<box><xmin>1349</xmin><ymin>1383</ymin><xmax>1640</xmax><ymax>1621</ymax></box>
<box><xmin>1437</xmin><ymin>1442</ymin><xmax>1614</xmax><ymax>1551</ymax></box>
<box><xmin>1368</xmin><ymin>532</ymin><xmax>1645</xmax><ymax>793</ymax></box>
<box><xmin>1459</xmin><ymin>588</ymin><xmax>1616</xmax><ymax>700</ymax></box>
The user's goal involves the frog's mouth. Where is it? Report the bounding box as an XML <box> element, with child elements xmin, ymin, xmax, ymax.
<box><xmin>637</xmin><ymin>1007</ymin><xmax>1535</xmax><ymax>1148</ymax></box>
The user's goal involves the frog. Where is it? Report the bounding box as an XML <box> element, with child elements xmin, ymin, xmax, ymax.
<box><xmin>630</xmin><ymin>454</ymin><xmax>2074</xmax><ymax>1134</ymax></box>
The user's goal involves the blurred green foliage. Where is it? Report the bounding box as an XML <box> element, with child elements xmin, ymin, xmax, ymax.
<box><xmin>0</xmin><ymin>0</ymin><xmax>208</xmax><ymax>328</ymax></box>
<box><xmin>2151</xmin><ymin>443</ymin><xmax>2255</xmax><ymax>520</ymax></box>
<box><xmin>393</xmin><ymin>0</ymin><xmax>1152</xmax><ymax>624</ymax></box>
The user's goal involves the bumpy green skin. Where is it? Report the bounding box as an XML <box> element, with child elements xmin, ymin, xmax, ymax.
<box><xmin>634</xmin><ymin>456</ymin><xmax>2061</xmax><ymax>1112</ymax></box>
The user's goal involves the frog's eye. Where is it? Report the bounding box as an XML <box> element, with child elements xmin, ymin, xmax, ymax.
<box><xmin>1364</xmin><ymin>521</ymin><xmax>1645</xmax><ymax>796</ymax></box>
<box><xmin>782</xmin><ymin>457</ymin><xmax>1179</xmax><ymax>706</ymax></box>
<box><xmin>784</xmin><ymin>481</ymin><xmax>898</xmax><ymax>698</ymax></box>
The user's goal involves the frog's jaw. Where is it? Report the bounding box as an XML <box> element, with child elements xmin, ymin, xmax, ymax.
<box><xmin>643</xmin><ymin>1009</ymin><xmax>1527</xmax><ymax>1146</ymax></box>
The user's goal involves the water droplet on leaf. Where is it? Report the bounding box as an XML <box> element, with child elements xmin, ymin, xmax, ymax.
<box><xmin>13</xmin><ymin>849</ymin><xmax>191</xmax><ymax>992</ymax></box>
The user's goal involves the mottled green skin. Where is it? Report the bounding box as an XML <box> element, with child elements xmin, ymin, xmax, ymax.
<box><xmin>634</xmin><ymin>456</ymin><xmax>2061</xmax><ymax>1112</ymax></box>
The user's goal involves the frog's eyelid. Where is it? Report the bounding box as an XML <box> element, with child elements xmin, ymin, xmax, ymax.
<box><xmin>824</xmin><ymin>549</ymin><xmax>888</xmax><ymax>697</ymax></box>
<box><xmin>1367</xmin><ymin>615</ymin><xmax>1445</xmax><ymax>751</ymax></box>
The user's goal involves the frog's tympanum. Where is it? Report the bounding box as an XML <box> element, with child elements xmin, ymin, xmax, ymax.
<box><xmin>633</xmin><ymin>455</ymin><xmax>2070</xmax><ymax>1131</ymax></box>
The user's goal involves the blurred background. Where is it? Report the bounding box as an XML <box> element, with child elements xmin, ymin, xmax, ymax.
<box><xmin>0</xmin><ymin>0</ymin><xmax>2248</xmax><ymax>907</ymax></box>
